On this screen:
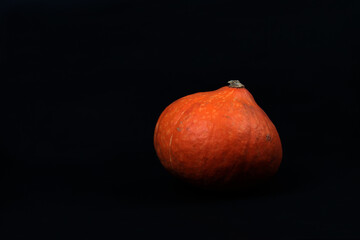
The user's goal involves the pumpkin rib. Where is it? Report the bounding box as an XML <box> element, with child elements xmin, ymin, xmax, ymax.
<box><xmin>231</xmin><ymin>99</ymin><xmax>253</xmax><ymax>183</ymax></box>
<box><xmin>166</xmin><ymin>93</ymin><xmax>211</xmax><ymax>173</ymax></box>
<box><xmin>212</xmin><ymin>88</ymin><xmax>244</xmax><ymax>184</ymax></box>
<box><xmin>246</xmin><ymin>104</ymin><xmax>263</xmax><ymax>180</ymax></box>
<box><xmin>258</xmin><ymin>105</ymin><xmax>281</xmax><ymax>167</ymax></box>
<box><xmin>200</xmin><ymin>90</ymin><xmax>231</xmax><ymax>186</ymax></box>
<box><xmin>154</xmin><ymin>93</ymin><xmax>203</xmax><ymax>167</ymax></box>
<box><xmin>168</xmin><ymin>134</ymin><xmax>173</xmax><ymax>168</ymax></box>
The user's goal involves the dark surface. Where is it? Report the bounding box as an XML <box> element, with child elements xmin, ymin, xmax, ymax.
<box><xmin>1</xmin><ymin>1</ymin><xmax>359</xmax><ymax>239</ymax></box>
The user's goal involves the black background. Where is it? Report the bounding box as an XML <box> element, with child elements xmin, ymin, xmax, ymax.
<box><xmin>1</xmin><ymin>1</ymin><xmax>359</xmax><ymax>239</ymax></box>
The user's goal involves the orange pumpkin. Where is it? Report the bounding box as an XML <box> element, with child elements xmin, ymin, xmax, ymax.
<box><xmin>154</xmin><ymin>80</ymin><xmax>282</xmax><ymax>190</ymax></box>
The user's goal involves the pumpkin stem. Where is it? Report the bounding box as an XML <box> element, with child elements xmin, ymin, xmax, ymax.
<box><xmin>228</xmin><ymin>80</ymin><xmax>244</xmax><ymax>88</ymax></box>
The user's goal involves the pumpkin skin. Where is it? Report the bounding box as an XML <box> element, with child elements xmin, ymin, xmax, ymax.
<box><xmin>154</xmin><ymin>81</ymin><xmax>282</xmax><ymax>190</ymax></box>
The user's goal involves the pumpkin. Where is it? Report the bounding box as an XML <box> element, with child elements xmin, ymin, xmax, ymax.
<box><xmin>154</xmin><ymin>80</ymin><xmax>282</xmax><ymax>190</ymax></box>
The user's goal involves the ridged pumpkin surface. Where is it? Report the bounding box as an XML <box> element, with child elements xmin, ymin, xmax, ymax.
<box><xmin>154</xmin><ymin>81</ymin><xmax>282</xmax><ymax>189</ymax></box>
